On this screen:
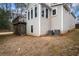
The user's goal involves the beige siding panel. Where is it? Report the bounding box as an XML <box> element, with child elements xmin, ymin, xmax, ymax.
<box><xmin>40</xmin><ymin>5</ymin><xmax>51</xmax><ymax>35</ymax></box>
<box><xmin>51</xmin><ymin>5</ymin><xmax>62</xmax><ymax>31</ymax></box>
<box><xmin>62</xmin><ymin>6</ymin><xmax>75</xmax><ymax>33</ymax></box>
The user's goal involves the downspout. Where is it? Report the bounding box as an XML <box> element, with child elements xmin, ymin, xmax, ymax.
<box><xmin>61</xmin><ymin>5</ymin><xmax>63</xmax><ymax>33</ymax></box>
<box><xmin>38</xmin><ymin>4</ymin><xmax>41</xmax><ymax>36</ymax></box>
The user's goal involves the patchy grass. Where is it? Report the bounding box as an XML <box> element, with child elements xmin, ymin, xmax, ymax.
<box><xmin>49</xmin><ymin>29</ymin><xmax>79</xmax><ymax>56</ymax></box>
<box><xmin>0</xmin><ymin>29</ymin><xmax>79</xmax><ymax>56</ymax></box>
<box><xmin>0</xmin><ymin>35</ymin><xmax>7</xmax><ymax>44</ymax></box>
<box><xmin>66</xmin><ymin>29</ymin><xmax>79</xmax><ymax>56</ymax></box>
<box><xmin>0</xmin><ymin>35</ymin><xmax>12</xmax><ymax>44</ymax></box>
<box><xmin>69</xmin><ymin>29</ymin><xmax>79</xmax><ymax>45</ymax></box>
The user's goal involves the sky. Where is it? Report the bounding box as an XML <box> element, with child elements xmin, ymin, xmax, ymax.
<box><xmin>11</xmin><ymin>3</ymin><xmax>16</xmax><ymax>10</ymax></box>
<box><xmin>71</xmin><ymin>3</ymin><xmax>79</xmax><ymax>17</ymax></box>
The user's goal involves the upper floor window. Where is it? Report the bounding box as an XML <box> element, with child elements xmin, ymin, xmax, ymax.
<box><xmin>28</xmin><ymin>11</ymin><xmax>30</xmax><ymax>20</ymax></box>
<box><xmin>41</xmin><ymin>10</ymin><xmax>44</xmax><ymax>17</ymax></box>
<box><xmin>31</xmin><ymin>9</ymin><xmax>33</xmax><ymax>19</ymax></box>
<box><xmin>46</xmin><ymin>8</ymin><xmax>48</xmax><ymax>18</ymax></box>
<box><xmin>35</xmin><ymin>7</ymin><xmax>37</xmax><ymax>17</ymax></box>
<box><xmin>52</xmin><ymin>9</ymin><xmax>56</xmax><ymax>15</ymax></box>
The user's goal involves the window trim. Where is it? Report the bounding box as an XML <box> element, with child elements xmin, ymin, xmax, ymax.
<box><xmin>31</xmin><ymin>9</ymin><xmax>33</xmax><ymax>19</ymax></box>
<box><xmin>52</xmin><ymin>9</ymin><xmax>56</xmax><ymax>16</ymax></box>
<box><xmin>46</xmin><ymin>8</ymin><xmax>48</xmax><ymax>18</ymax></box>
<box><xmin>31</xmin><ymin>25</ymin><xmax>33</xmax><ymax>33</ymax></box>
<box><xmin>28</xmin><ymin>11</ymin><xmax>30</xmax><ymax>20</ymax></box>
<box><xmin>35</xmin><ymin>7</ymin><xmax>37</xmax><ymax>17</ymax></box>
<box><xmin>41</xmin><ymin>10</ymin><xmax>44</xmax><ymax>17</ymax></box>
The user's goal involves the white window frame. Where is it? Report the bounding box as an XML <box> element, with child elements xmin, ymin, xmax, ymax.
<box><xmin>46</xmin><ymin>8</ymin><xmax>48</xmax><ymax>18</ymax></box>
<box><xmin>28</xmin><ymin>10</ymin><xmax>30</xmax><ymax>20</ymax></box>
<box><xmin>31</xmin><ymin>9</ymin><xmax>33</xmax><ymax>19</ymax></box>
<box><xmin>52</xmin><ymin>8</ymin><xmax>57</xmax><ymax>16</ymax></box>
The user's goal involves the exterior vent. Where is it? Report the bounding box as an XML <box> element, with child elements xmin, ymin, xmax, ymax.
<box><xmin>48</xmin><ymin>30</ymin><xmax>54</xmax><ymax>35</ymax></box>
<box><xmin>53</xmin><ymin>30</ymin><xmax>60</xmax><ymax>35</ymax></box>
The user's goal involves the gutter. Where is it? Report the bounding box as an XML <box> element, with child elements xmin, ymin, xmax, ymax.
<box><xmin>40</xmin><ymin>3</ymin><xmax>52</xmax><ymax>10</ymax></box>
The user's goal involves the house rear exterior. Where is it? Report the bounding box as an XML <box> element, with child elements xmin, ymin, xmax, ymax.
<box><xmin>22</xmin><ymin>3</ymin><xmax>75</xmax><ymax>36</ymax></box>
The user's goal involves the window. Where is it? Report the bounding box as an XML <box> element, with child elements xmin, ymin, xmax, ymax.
<box><xmin>25</xmin><ymin>11</ymin><xmax>27</xmax><ymax>13</ymax></box>
<box><xmin>31</xmin><ymin>25</ymin><xmax>33</xmax><ymax>33</ymax></box>
<box><xmin>35</xmin><ymin>7</ymin><xmax>37</xmax><ymax>17</ymax></box>
<box><xmin>31</xmin><ymin>9</ymin><xmax>33</xmax><ymax>19</ymax></box>
<box><xmin>28</xmin><ymin>11</ymin><xmax>30</xmax><ymax>20</ymax></box>
<box><xmin>52</xmin><ymin>9</ymin><xmax>56</xmax><ymax>15</ymax></box>
<box><xmin>41</xmin><ymin>10</ymin><xmax>44</xmax><ymax>17</ymax></box>
<box><xmin>46</xmin><ymin>8</ymin><xmax>48</xmax><ymax>18</ymax></box>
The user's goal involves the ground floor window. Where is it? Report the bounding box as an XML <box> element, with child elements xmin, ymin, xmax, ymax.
<box><xmin>31</xmin><ymin>25</ymin><xmax>33</xmax><ymax>33</ymax></box>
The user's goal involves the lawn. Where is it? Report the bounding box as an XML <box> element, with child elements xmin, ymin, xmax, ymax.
<box><xmin>0</xmin><ymin>29</ymin><xmax>79</xmax><ymax>56</ymax></box>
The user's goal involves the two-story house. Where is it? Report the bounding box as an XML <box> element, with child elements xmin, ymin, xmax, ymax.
<box><xmin>13</xmin><ymin>3</ymin><xmax>75</xmax><ymax>36</ymax></box>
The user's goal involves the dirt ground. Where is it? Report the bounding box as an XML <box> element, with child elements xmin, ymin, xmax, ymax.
<box><xmin>0</xmin><ymin>29</ymin><xmax>79</xmax><ymax>56</ymax></box>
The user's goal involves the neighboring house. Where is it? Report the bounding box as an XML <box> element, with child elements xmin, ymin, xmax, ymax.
<box><xmin>75</xmin><ymin>17</ymin><xmax>79</xmax><ymax>28</ymax></box>
<box><xmin>13</xmin><ymin>3</ymin><xmax>75</xmax><ymax>36</ymax></box>
<box><xmin>75</xmin><ymin>17</ymin><xmax>79</xmax><ymax>24</ymax></box>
